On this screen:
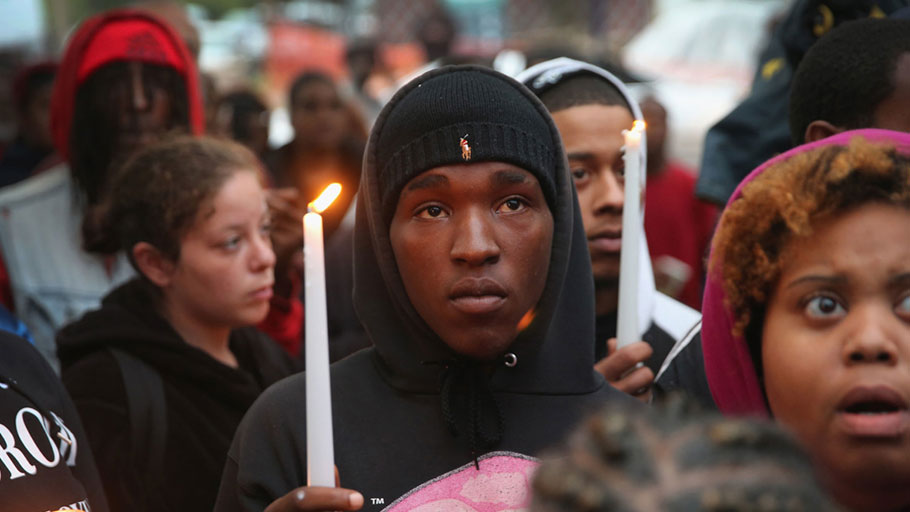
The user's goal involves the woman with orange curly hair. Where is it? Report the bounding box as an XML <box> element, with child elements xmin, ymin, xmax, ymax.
<box><xmin>701</xmin><ymin>128</ymin><xmax>910</xmax><ymax>511</ymax></box>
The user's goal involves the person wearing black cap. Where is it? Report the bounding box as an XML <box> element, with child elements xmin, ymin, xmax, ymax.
<box><xmin>214</xmin><ymin>65</ymin><xmax>634</xmax><ymax>512</ymax></box>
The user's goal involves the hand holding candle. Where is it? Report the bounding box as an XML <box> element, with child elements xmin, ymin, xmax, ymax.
<box><xmin>616</xmin><ymin>120</ymin><xmax>645</xmax><ymax>349</ymax></box>
<box><xmin>303</xmin><ymin>182</ymin><xmax>342</xmax><ymax>487</ymax></box>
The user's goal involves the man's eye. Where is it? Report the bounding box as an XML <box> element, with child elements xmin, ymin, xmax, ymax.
<box><xmin>497</xmin><ymin>198</ymin><xmax>525</xmax><ymax>213</ymax></box>
<box><xmin>804</xmin><ymin>295</ymin><xmax>846</xmax><ymax>319</ymax></box>
<box><xmin>570</xmin><ymin>168</ymin><xmax>588</xmax><ymax>181</ymax></box>
<box><xmin>417</xmin><ymin>205</ymin><xmax>447</xmax><ymax>219</ymax></box>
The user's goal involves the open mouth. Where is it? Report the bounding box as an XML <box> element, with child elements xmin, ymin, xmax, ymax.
<box><xmin>837</xmin><ymin>386</ymin><xmax>909</xmax><ymax>438</ymax></box>
<box><xmin>843</xmin><ymin>401</ymin><xmax>902</xmax><ymax>415</ymax></box>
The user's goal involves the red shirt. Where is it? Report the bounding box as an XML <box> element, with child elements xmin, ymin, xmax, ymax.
<box><xmin>644</xmin><ymin>162</ymin><xmax>718</xmax><ymax>309</ymax></box>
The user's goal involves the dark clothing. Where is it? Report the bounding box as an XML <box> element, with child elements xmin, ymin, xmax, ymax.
<box><xmin>594</xmin><ymin>313</ymin><xmax>676</xmax><ymax>376</ymax></box>
<box><xmin>0</xmin><ymin>332</ymin><xmax>108</xmax><ymax>512</ymax></box>
<box><xmin>653</xmin><ymin>324</ymin><xmax>716</xmax><ymax>410</ymax></box>
<box><xmin>324</xmin><ymin>224</ymin><xmax>370</xmax><ymax>363</ymax></box>
<box><xmin>695</xmin><ymin>0</ymin><xmax>910</xmax><ymax>206</ymax></box>
<box><xmin>0</xmin><ymin>138</ymin><xmax>51</xmax><ymax>188</ymax></box>
<box><xmin>57</xmin><ymin>279</ymin><xmax>297</xmax><ymax>512</ymax></box>
<box><xmin>695</xmin><ymin>34</ymin><xmax>794</xmax><ymax>206</ymax></box>
<box><xmin>216</xmin><ymin>66</ymin><xmax>635</xmax><ymax>512</ymax></box>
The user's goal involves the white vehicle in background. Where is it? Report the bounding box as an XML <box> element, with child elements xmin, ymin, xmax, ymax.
<box><xmin>189</xmin><ymin>4</ymin><xmax>268</xmax><ymax>81</ymax></box>
<box><xmin>622</xmin><ymin>0</ymin><xmax>788</xmax><ymax>170</ymax></box>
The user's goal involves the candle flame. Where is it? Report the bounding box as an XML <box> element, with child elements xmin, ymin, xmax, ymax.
<box><xmin>632</xmin><ymin>120</ymin><xmax>646</xmax><ymax>133</ymax></box>
<box><xmin>309</xmin><ymin>183</ymin><xmax>342</xmax><ymax>213</ymax></box>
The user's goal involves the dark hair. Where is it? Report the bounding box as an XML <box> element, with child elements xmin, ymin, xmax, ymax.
<box><xmin>530</xmin><ymin>395</ymin><xmax>838</xmax><ymax>511</ymax></box>
<box><xmin>216</xmin><ymin>89</ymin><xmax>268</xmax><ymax>144</ymax></box>
<box><xmin>537</xmin><ymin>73</ymin><xmax>631</xmax><ymax>114</ymax></box>
<box><xmin>69</xmin><ymin>61</ymin><xmax>190</xmax><ymax>205</ymax></box>
<box><xmin>83</xmin><ymin>135</ymin><xmax>262</xmax><ymax>273</ymax></box>
<box><xmin>789</xmin><ymin>18</ymin><xmax>910</xmax><ymax>144</ymax></box>
<box><xmin>288</xmin><ymin>71</ymin><xmax>335</xmax><ymax>110</ymax></box>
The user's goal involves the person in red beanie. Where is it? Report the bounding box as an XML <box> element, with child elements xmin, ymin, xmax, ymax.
<box><xmin>0</xmin><ymin>9</ymin><xmax>203</xmax><ymax>369</ymax></box>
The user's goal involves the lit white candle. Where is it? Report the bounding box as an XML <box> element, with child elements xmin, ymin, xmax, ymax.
<box><xmin>617</xmin><ymin>121</ymin><xmax>645</xmax><ymax>349</ymax></box>
<box><xmin>304</xmin><ymin>182</ymin><xmax>342</xmax><ymax>487</ymax></box>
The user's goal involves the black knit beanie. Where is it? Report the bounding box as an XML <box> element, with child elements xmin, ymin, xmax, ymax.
<box><xmin>375</xmin><ymin>66</ymin><xmax>557</xmax><ymax>222</ymax></box>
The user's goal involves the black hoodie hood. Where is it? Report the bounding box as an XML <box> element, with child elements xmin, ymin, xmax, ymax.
<box><xmin>353</xmin><ymin>65</ymin><xmax>603</xmax><ymax>395</ymax></box>
<box><xmin>57</xmin><ymin>279</ymin><xmax>294</xmax><ymax>396</ymax></box>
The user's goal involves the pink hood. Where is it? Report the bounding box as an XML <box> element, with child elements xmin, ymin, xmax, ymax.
<box><xmin>702</xmin><ymin>128</ymin><xmax>910</xmax><ymax>416</ymax></box>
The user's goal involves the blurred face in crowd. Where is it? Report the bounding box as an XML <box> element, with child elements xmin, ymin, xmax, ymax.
<box><xmin>20</xmin><ymin>80</ymin><xmax>54</xmax><ymax>150</ymax></box>
<box><xmin>639</xmin><ymin>97</ymin><xmax>667</xmax><ymax>170</ymax></box>
<box><xmin>243</xmin><ymin>110</ymin><xmax>270</xmax><ymax>157</ymax></box>
<box><xmin>291</xmin><ymin>79</ymin><xmax>346</xmax><ymax>151</ymax></box>
<box><xmin>551</xmin><ymin>104</ymin><xmax>633</xmax><ymax>289</ymax></box>
<box><xmin>162</xmin><ymin>170</ymin><xmax>276</xmax><ymax>329</ymax></box>
<box><xmin>761</xmin><ymin>203</ymin><xmax>910</xmax><ymax>511</ymax></box>
<box><xmin>390</xmin><ymin>161</ymin><xmax>553</xmax><ymax>360</ymax></box>
<box><xmin>107</xmin><ymin>61</ymin><xmax>176</xmax><ymax>161</ymax></box>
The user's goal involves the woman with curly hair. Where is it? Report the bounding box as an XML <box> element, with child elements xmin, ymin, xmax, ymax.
<box><xmin>703</xmin><ymin>128</ymin><xmax>910</xmax><ymax>511</ymax></box>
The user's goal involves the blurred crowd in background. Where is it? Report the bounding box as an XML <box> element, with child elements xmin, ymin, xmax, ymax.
<box><xmin>0</xmin><ymin>0</ymin><xmax>785</xmax><ymax>173</ymax></box>
<box><xmin>0</xmin><ymin>0</ymin><xmax>793</xmax><ymax>313</ymax></box>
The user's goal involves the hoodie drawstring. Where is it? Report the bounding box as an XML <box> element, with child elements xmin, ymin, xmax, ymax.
<box><xmin>424</xmin><ymin>359</ymin><xmax>504</xmax><ymax>469</ymax></box>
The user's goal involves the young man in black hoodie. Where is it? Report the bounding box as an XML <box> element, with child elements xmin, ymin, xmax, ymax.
<box><xmin>215</xmin><ymin>65</ymin><xmax>634</xmax><ymax>512</ymax></box>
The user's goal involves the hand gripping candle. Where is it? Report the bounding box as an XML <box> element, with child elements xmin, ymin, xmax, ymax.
<box><xmin>616</xmin><ymin>121</ymin><xmax>645</xmax><ymax>349</ymax></box>
<box><xmin>303</xmin><ymin>182</ymin><xmax>342</xmax><ymax>486</ymax></box>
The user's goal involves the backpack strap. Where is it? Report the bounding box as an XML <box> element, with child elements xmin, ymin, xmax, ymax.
<box><xmin>110</xmin><ymin>349</ymin><xmax>167</xmax><ymax>505</ymax></box>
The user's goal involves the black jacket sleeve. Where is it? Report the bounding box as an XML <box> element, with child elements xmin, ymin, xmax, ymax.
<box><xmin>653</xmin><ymin>329</ymin><xmax>717</xmax><ymax>411</ymax></box>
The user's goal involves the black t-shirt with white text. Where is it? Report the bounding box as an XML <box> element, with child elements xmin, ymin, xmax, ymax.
<box><xmin>0</xmin><ymin>333</ymin><xmax>107</xmax><ymax>512</ymax></box>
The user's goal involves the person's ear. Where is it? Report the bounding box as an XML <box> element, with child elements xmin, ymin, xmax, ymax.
<box><xmin>132</xmin><ymin>242</ymin><xmax>176</xmax><ymax>288</ymax></box>
<box><xmin>804</xmin><ymin>120</ymin><xmax>843</xmax><ymax>143</ymax></box>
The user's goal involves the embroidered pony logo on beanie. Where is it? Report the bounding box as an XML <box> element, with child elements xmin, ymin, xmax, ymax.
<box><xmin>460</xmin><ymin>135</ymin><xmax>472</xmax><ymax>161</ymax></box>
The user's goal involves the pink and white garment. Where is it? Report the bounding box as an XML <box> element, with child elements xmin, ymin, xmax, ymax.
<box><xmin>384</xmin><ymin>452</ymin><xmax>539</xmax><ymax>512</ymax></box>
